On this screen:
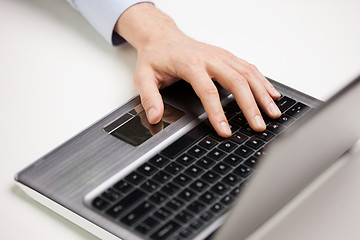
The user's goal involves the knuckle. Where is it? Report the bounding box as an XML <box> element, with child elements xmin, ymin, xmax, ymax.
<box><xmin>202</xmin><ymin>85</ymin><xmax>219</xmax><ymax>96</ymax></box>
<box><xmin>140</xmin><ymin>93</ymin><xmax>154</xmax><ymax>107</ymax></box>
<box><xmin>221</xmin><ymin>49</ymin><xmax>237</xmax><ymax>60</ymax></box>
<box><xmin>133</xmin><ymin>71</ymin><xmax>150</xmax><ymax>87</ymax></box>
<box><xmin>212</xmin><ymin>109</ymin><xmax>226</xmax><ymax>119</ymax></box>
<box><xmin>229</xmin><ymin>53</ymin><xmax>239</xmax><ymax>62</ymax></box>
<box><xmin>133</xmin><ymin>75</ymin><xmax>143</xmax><ymax>86</ymax></box>
<box><xmin>205</xmin><ymin>50</ymin><xmax>217</xmax><ymax>61</ymax></box>
<box><xmin>259</xmin><ymin>91</ymin><xmax>271</xmax><ymax>103</ymax></box>
<box><xmin>241</xmin><ymin>63</ymin><xmax>257</xmax><ymax>77</ymax></box>
<box><xmin>232</xmin><ymin>75</ymin><xmax>248</xmax><ymax>87</ymax></box>
<box><xmin>249</xmin><ymin>64</ymin><xmax>258</xmax><ymax>72</ymax></box>
<box><xmin>185</xmin><ymin>52</ymin><xmax>202</xmax><ymax>67</ymax></box>
<box><xmin>223</xmin><ymin>50</ymin><xmax>239</xmax><ymax>62</ymax></box>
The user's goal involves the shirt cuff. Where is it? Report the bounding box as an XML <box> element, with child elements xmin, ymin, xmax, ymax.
<box><xmin>70</xmin><ymin>0</ymin><xmax>154</xmax><ymax>45</ymax></box>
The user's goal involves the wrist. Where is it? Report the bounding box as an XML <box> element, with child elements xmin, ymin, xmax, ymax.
<box><xmin>115</xmin><ymin>3</ymin><xmax>181</xmax><ymax>51</ymax></box>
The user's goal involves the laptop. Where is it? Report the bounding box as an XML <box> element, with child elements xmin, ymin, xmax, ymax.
<box><xmin>15</xmin><ymin>76</ymin><xmax>360</xmax><ymax>240</ymax></box>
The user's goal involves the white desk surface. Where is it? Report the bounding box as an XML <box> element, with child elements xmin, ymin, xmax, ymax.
<box><xmin>1</xmin><ymin>0</ymin><xmax>360</xmax><ymax>239</ymax></box>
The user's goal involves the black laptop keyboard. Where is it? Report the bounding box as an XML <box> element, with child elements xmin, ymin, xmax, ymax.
<box><xmin>91</xmin><ymin>95</ymin><xmax>310</xmax><ymax>240</ymax></box>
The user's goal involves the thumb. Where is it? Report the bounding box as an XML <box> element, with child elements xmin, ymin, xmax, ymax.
<box><xmin>133</xmin><ymin>66</ymin><xmax>164</xmax><ymax>124</ymax></box>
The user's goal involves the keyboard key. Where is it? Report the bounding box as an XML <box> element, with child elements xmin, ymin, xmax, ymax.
<box><xmin>239</xmin><ymin>125</ymin><xmax>256</xmax><ymax>136</ymax></box>
<box><xmin>245</xmin><ymin>137</ymin><xmax>265</xmax><ymax>150</ymax></box>
<box><xmin>201</xmin><ymin>211</ymin><xmax>214</xmax><ymax>221</ymax></box>
<box><xmin>190</xmin><ymin>218</ymin><xmax>204</xmax><ymax>230</ymax></box>
<box><xmin>92</xmin><ymin>197</ymin><xmax>109</xmax><ymax>211</ymax></box>
<box><xmin>125</xmin><ymin>172</ymin><xmax>145</xmax><ymax>185</ymax></box>
<box><xmin>199</xmin><ymin>137</ymin><xmax>218</xmax><ymax>150</ymax></box>
<box><xmin>179</xmin><ymin>228</ymin><xmax>193</xmax><ymax>238</ymax></box>
<box><xmin>137</xmin><ymin>163</ymin><xmax>158</xmax><ymax>176</ymax></box>
<box><xmin>207</xmin><ymin>148</ymin><xmax>226</xmax><ymax>161</ymax></box>
<box><xmin>154</xmin><ymin>207</ymin><xmax>172</xmax><ymax>220</ymax></box>
<box><xmin>230</xmin><ymin>186</ymin><xmax>243</xmax><ymax>197</ymax></box>
<box><xmin>209</xmin><ymin>130</ymin><xmax>226</xmax><ymax>141</ymax></box>
<box><xmin>261</xmin><ymin>113</ymin><xmax>273</xmax><ymax>124</ymax></box>
<box><xmin>286</xmin><ymin>102</ymin><xmax>310</xmax><ymax>118</ymax></box>
<box><xmin>222</xmin><ymin>173</ymin><xmax>241</xmax><ymax>186</ymax></box>
<box><xmin>234</xmin><ymin>164</ymin><xmax>253</xmax><ymax>178</ymax></box>
<box><xmin>199</xmin><ymin>191</ymin><xmax>217</xmax><ymax>204</ymax></box>
<box><xmin>188</xmin><ymin>145</ymin><xmax>207</xmax><ymax>158</ymax></box>
<box><xmin>230</xmin><ymin>132</ymin><xmax>248</xmax><ymax>144</ymax></box>
<box><xmin>230</xmin><ymin>113</ymin><xmax>247</xmax><ymax>126</ymax></box>
<box><xmin>221</xmin><ymin>194</ymin><xmax>235</xmax><ymax>205</ymax></box>
<box><xmin>164</xmin><ymin>162</ymin><xmax>184</xmax><ymax>175</ymax></box>
<box><xmin>101</xmin><ymin>188</ymin><xmax>121</xmax><ymax>202</ymax></box>
<box><xmin>113</xmin><ymin>180</ymin><xmax>133</xmax><ymax>194</ymax></box>
<box><xmin>267</xmin><ymin>122</ymin><xmax>285</xmax><ymax>134</ymax></box>
<box><xmin>173</xmin><ymin>174</ymin><xmax>192</xmax><ymax>186</ymax></box>
<box><xmin>175</xmin><ymin>210</ymin><xmax>194</xmax><ymax>223</ymax></box>
<box><xmin>244</xmin><ymin>156</ymin><xmax>259</xmax><ymax>168</ymax></box>
<box><xmin>227</xmin><ymin>99</ymin><xmax>241</xmax><ymax>112</ymax></box>
<box><xmin>255</xmin><ymin>130</ymin><xmax>275</xmax><ymax>142</ymax></box>
<box><xmin>120</xmin><ymin>201</ymin><xmax>154</xmax><ymax>226</ymax></box>
<box><xmin>135</xmin><ymin>217</ymin><xmax>159</xmax><ymax>234</ymax></box>
<box><xmin>176</xmin><ymin>153</ymin><xmax>196</xmax><ymax>166</ymax></box>
<box><xmin>161</xmin><ymin>182</ymin><xmax>181</xmax><ymax>195</ymax></box>
<box><xmin>224</xmin><ymin>154</ymin><xmax>243</xmax><ymax>167</ymax></box>
<box><xmin>218</xmin><ymin>140</ymin><xmax>237</xmax><ymax>152</ymax></box>
<box><xmin>141</xmin><ymin>180</ymin><xmax>160</xmax><ymax>193</ymax></box>
<box><xmin>201</xmin><ymin>171</ymin><xmax>220</xmax><ymax>184</ymax></box>
<box><xmin>254</xmin><ymin>148</ymin><xmax>267</xmax><ymax>158</ymax></box>
<box><xmin>228</xmin><ymin>121</ymin><xmax>240</xmax><ymax>132</ymax></box>
<box><xmin>210</xmin><ymin>202</ymin><xmax>224</xmax><ymax>214</ymax></box>
<box><xmin>149</xmin><ymin>154</ymin><xmax>170</xmax><ymax>168</ymax></box>
<box><xmin>150</xmin><ymin>220</ymin><xmax>180</xmax><ymax>240</ymax></box>
<box><xmin>190</xmin><ymin>179</ymin><xmax>209</xmax><ymax>193</ymax></box>
<box><xmin>153</xmin><ymin>171</ymin><xmax>172</xmax><ymax>184</ymax></box>
<box><xmin>161</xmin><ymin>122</ymin><xmax>210</xmax><ymax>159</ymax></box>
<box><xmin>188</xmin><ymin>201</ymin><xmax>206</xmax><ymax>214</ymax></box>
<box><xmin>211</xmin><ymin>183</ymin><xmax>229</xmax><ymax>195</ymax></box>
<box><xmin>234</xmin><ymin>145</ymin><xmax>254</xmax><ymax>158</ymax></box>
<box><xmin>185</xmin><ymin>165</ymin><xmax>204</xmax><ymax>178</ymax></box>
<box><xmin>178</xmin><ymin>189</ymin><xmax>197</xmax><ymax>201</ymax></box>
<box><xmin>212</xmin><ymin>162</ymin><xmax>232</xmax><ymax>175</ymax></box>
<box><xmin>196</xmin><ymin>157</ymin><xmax>216</xmax><ymax>169</ymax></box>
<box><xmin>276</xmin><ymin>96</ymin><xmax>296</xmax><ymax>112</ymax></box>
<box><xmin>223</xmin><ymin>105</ymin><xmax>237</xmax><ymax>119</ymax></box>
<box><xmin>166</xmin><ymin>198</ymin><xmax>184</xmax><ymax>211</ymax></box>
<box><xmin>149</xmin><ymin>191</ymin><xmax>167</xmax><ymax>204</ymax></box>
<box><xmin>106</xmin><ymin>189</ymin><xmax>145</xmax><ymax>218</ymax></box>
<box><xmin>276</xmin><ymin>114</ymin><xmax>295</xmax><ymax>126</ymax></box>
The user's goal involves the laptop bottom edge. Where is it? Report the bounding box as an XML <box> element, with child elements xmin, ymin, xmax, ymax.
<box><xmin>15</xmin><ymin>150</ymin><xmax>349</xmax><ymax>240</ymax></box>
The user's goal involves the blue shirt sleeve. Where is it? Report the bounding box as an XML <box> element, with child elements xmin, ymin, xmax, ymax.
<box><xmin>67</xmin><ymin>0</ymin><xmax>154</xmax><ymax>45</ymax></box>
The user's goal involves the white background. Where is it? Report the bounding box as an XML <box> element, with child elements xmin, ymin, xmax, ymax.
<box><xmin>1</xmin><ymin>0</ymin><xmax>360</xmax><ymax>239</ymax></box>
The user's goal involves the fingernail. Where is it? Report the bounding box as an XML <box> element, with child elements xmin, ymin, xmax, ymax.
<box><xmin>271</xmin><ymin>87</ymin><xmax>281</xmax><ymax>97</ymax></box>
<box><xmin>148</xmin><ymin>108</ymin><xmax>158</xmax><ymax>123</ymax></box>
<box><xmin>220</xmin><ymin>121</ymin><xmax>232</xmax><ymax>136</ymax></box>
<box><xmin>269</xmin><ymin>102</ymin><xmax>281</xmax><ymax>116</ymax></box>
<box><xmin>254</xmin><ymin>115</ymin><xmax>265</xmax><ymax>129</ymax></box>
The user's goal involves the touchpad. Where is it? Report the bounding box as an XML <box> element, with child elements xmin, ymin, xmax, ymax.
<box><xmin>104</xmin><ymin>103</ymin><xmax>184</xmax><ymax>146</ymax></box>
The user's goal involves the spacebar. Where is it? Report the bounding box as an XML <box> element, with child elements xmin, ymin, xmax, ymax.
<box><xmin>161</xmin><ymin>121</ymin><xmax>211</xmax><ymax>159</ymax></box>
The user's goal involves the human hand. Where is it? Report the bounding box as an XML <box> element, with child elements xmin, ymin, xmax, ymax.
<box><xmin>115</xmin><ymin>3</ymin><xmax>281</xmax><ymax>138</ymax></box>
